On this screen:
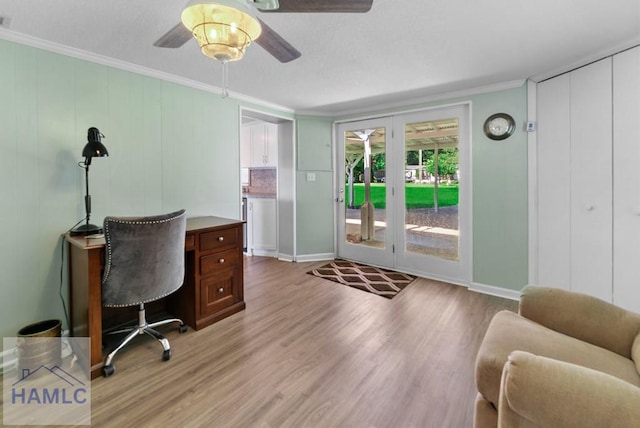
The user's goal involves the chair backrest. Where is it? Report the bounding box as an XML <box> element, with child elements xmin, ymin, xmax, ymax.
<box><xmin>102</xmin><ymin>209</ymin><xmax>187</xmax><ymax>307</ymax></box>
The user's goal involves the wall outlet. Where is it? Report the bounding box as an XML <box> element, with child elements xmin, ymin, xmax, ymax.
<box><xmin>306</xmin><ymin>172</ymin><xmax>316</xmax><ymax>182</ymax></box>
<box><xmin>526</xmin><ymin>121</ymin><xmax>537</xmax><ymax>132</ymax></box>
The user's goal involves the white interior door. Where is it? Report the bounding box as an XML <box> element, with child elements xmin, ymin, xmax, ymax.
<box><xmin>613</xmin><ymin>46</ymin><xmax>640</xmax><ymax>313</ymax></box>
<box><xmin>537</xmin><ymin>74</ymin><xmax>572</xmax><ymax>289</ymax></box>
<box><xmin>569</xmin><ymin>58</ymin><xmax>613</xmax><ymax>302</ymax></box>
<box><xmin>536</xmin><ymin>58</ymin><xmax>613</xmax><ymax>302</ymax></box>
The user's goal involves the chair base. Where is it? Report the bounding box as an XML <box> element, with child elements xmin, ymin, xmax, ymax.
<box><xmin>102</xmin><ymin>304</ymin><xmax>186</xmax><ymax>377</ymax></box>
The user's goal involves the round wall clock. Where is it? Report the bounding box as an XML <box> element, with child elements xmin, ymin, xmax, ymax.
<box><xmin>483</xmin><ymin>113</ymin><xmax>516</xmax><ymax>140</ymax></box>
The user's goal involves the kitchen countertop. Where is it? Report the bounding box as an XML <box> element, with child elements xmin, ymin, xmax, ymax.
<box><xmin>242</xmin><ymin>192</ymin><xmax>276</xmax><ymax>199</ymax></box>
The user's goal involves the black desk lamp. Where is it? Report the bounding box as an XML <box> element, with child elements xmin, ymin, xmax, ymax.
<box><xmin>70</xmin><ymin>127</ymin><xmax>109</xmax><ymax>236</ymax></box>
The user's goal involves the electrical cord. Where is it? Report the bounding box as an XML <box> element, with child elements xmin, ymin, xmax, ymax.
<box><xmin>60</xmin><ymin>160</ymin><xmax>94</xmax><ymax>333</ymax></box>
<box><xmin>58</xmin><ymin>217</ymin><xmax>89</xmax><ymax>333</ymax></box>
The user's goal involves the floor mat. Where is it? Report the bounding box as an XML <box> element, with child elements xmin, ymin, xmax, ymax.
<box><xmin>307</xmin><ymin>259</ymin><xmax>416</xmax><ymax>299</ymax></box>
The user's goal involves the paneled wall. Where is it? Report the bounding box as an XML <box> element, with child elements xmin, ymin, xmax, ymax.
<box><xmin>0</xmin><ymin>39</ymin><xmax>245</xmax><ymax>338</ymax></box>
<box><xmin>295</xmin><ymin>116</ymin><xmax>335</xmax><ymax>258</ymax></box>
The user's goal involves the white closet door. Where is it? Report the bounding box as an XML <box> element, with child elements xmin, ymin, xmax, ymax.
<box><xmin>613</xmin><ymin>46</ymin><xmax>640</xmax><ymax>313</ymax></box>
<box><xmin>537</xmin><ymin>75</ymin><xmax>571</xmax><ymax>289</ymax></box>
<box><xmin>570</xmin><ymin>58</ymin><xmax>613</xmax><ymax>302</ymax></box>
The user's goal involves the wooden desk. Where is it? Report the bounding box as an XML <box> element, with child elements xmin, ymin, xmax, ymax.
<box><xmin>66</xmin><ymin>216</ymin><xmax>245</xmax><ymax>379</ymax></box>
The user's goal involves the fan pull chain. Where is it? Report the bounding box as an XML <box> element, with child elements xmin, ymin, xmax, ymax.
<box><xmin>221</xmin><ymin>61</ymin><xmax>229</xmax><ymax>98</ymax></box>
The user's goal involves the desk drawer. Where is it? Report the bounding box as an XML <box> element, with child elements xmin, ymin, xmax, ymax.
<box><xmin>199</xmin><ymin>268</ymin><xmax>238</xmax><ymax>316</ymax></box>
<box><xmin>200</xmin><ymin>248</ymin><xmax>238</xmax><ymax>276</ymax></box>
<box><xmin>200</xmin><ymin>227</ymin><xmax>239</xmax><ymax>251</ymax></box>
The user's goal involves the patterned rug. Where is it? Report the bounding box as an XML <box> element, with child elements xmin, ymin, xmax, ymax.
<box><xmin>307</xmin><ymin>259</ymin><xmax>416</xmax><ymax>299</ymax></box>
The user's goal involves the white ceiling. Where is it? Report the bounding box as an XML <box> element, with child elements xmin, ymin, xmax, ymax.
<box><xmin>0</xmin><ymin>0</ymin><xmax>638</xmax><ymax>115</ymax></box>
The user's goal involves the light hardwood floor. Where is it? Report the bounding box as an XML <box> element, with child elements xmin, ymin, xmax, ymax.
<box><xmin>79</xmin><ymin>257</ymin><xmax>516</xmax><ymax>427</ymax></box>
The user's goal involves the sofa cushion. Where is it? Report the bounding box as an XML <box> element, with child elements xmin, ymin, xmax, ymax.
<box><xmin>475</xmin><ymin>310</ymin><xmax>640</xmax><ymax>407</ymax></box>
<box><xmin>499</xmin><ymin>351</ymin><xmax>640</xmax><ymax>427</ymax></box>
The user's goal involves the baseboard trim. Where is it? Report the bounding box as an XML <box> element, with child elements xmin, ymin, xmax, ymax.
<box><xmin>277</xmin><ymin>254</ymin><xmax>294</xmax><ymax>262</ymax></box>
<box><xmin>251</xmin><ymin>249</ymin><xmax>278</xmax><ymax>258</ymax></box>
<box><xmin>469</xmin><ymin>282</ymin><xmax>522</xmax><ymax>301</ymax></box>
<box><xmin>295</xmin><ymin>253</ymin><xmax>335</xmax><ymax>263</ymax></box>
<box><xmin>0</xmin><ymin>347</ymin><xmax>17</xmax><ymax>375</ymax></box>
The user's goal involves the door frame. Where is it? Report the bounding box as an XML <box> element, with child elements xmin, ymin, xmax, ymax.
<box><xmin>239</xmin><ymin>107</ymin><xmax>296</xmax><ymax>261</ymax></box>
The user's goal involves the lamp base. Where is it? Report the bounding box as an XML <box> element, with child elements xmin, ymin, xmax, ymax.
<box><xmin>70</xmin><ymin>223</ymin><xmax>103</xmax><ymax>237</ymax></box>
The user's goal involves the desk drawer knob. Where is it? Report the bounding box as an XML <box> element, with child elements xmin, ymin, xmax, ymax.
<box><xmin>218</xmin><ymin>287</ymin><xmax>224</xmax><ymax>294</ymax></box>
<box><xmin>218</xmin><ymin>236</ymin><xmax>224</xmax><ymax>242</ymax></box>
<box><xmin>218</xmin><ymin>258</ymin><xmax>225</xmax><ymax>264</ymax></box>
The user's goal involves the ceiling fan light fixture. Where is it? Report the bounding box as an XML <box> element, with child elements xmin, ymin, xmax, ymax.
<box><xmin>181</xmin><ymin>0</ymin><xmax>262</xmax><ymax>62</ymax></box>
<box><xmin>252</xmin><ymin>0</ymin><xmax>279</xmax><ymax>11</ymax></box>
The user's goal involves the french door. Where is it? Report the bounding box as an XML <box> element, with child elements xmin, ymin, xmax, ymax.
<box><xmin>336</xmin><ymin>104</ymin><xmax>470</xmax><ymax>284</ymax></box>
<box><xmin>336</xmin><ymin>117</ymin><xmax>395</xmax><ymax>268</ymax></box>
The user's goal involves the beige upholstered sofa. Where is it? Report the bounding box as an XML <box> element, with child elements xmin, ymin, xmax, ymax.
<box><xmin>474</xmin><ymin>286</ymin><xmax>640</xmax><ymax>427</ymax></box>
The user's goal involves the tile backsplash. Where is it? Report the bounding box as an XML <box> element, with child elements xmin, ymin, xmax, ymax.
<box><xmin>246</xmin><ymin>168</ymin><xmax>277</xmax><ymax>194</ymax></box>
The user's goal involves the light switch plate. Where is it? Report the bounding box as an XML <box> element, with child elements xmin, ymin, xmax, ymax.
<box><xmin>306</xmin><ymin>172</ymin><xmax>316</xmax><ymax>182</ymax></box>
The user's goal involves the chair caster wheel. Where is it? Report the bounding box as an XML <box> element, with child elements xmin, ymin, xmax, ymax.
<box><xmin>103</xmin><ymin>365</ymin><xmax>115</xmax><ymax>377</ymax></box>
<box><xmin>163</xmin><ymin>349</ymin><xmax>171</xmax><ymax>361</ymax></box>
<box><xmin>179</xmin><ymin>324</ymin><xmax>187</xmax><ymax>333</ymax></box>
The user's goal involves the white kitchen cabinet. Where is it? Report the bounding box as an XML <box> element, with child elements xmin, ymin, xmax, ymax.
<box><xmin>246</xmin><ymin>197</ymin><xmax>277</xmax><ymax>257</ymax></box>
<box><xmin>249</xmin><ymin>123</ymin><xmax>278</xmax><ymax>168</ymax></box>
<box><xmin>535</xmin><ymin>47</ymin><xmax>640</xmax><ymax>313</ymax></box>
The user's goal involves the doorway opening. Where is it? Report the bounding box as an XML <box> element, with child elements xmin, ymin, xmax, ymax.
<box><xmin>240</xmin><ymin>108</ymin><xmax>295</xmax><ymax>260</ymax></box>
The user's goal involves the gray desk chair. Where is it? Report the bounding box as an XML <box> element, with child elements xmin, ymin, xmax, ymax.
<box><xmin>101</xmin><ymin>209</ymin><xmax>187</xmax><ymax>377</ymax></box>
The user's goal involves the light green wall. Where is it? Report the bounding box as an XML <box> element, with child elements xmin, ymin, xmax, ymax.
<box><xmin>469</xmin><ymin>87</ymin><xmax>528</xmax><ymax>291</ymax></box>
<box><xmin>295</xmin><ymin>116</ymin><xmax>335</xmax><ymax>255</ymax></box>
<box><xmin>0</xmin><ymin>39</ymin><xmax>282</xmax><ymax>339</ymax></box>
<box><xmin>296</xmin><ymin>85</ymin><xmax>529</xmax><ymax>290</ymax></box>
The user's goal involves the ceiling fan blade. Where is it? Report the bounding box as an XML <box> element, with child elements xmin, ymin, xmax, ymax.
<box><xmin>153</xmin><ymin>23</ymin><xmax>192</xmax><ymax>48</ymax></box>
<box><xmin>264</xmin><ymin>0</ymin><xmax>373</xmax><ymax>13</ymax></box>
<box><xmin>255</xmin><ymin>18</ymin><xmax>301</xmax><ymax>63</ymax></box>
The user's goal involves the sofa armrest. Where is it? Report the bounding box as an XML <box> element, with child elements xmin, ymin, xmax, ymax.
<box><xmin>519</xmin><ymin>286</ymin><xmax>640</xmax><ymax>358</ymax></box>
<box><xmin>499</xmin><ymin>351</ymin><xmax>640</xmax><ymax>428</ymax></box>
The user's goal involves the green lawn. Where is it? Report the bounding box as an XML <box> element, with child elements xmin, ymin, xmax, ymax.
<box><xmin>346</xmin><ymin>183</ymin><xmax>458</xmax><ymax>209</ymax></box>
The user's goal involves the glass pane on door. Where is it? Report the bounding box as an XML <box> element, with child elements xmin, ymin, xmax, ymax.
<box><xmin>343</xmin><ymin>127</ymin><xmax>387</xmax><ymax>249</ymax></box>
<box><xmin>404</xmin><ymin>118</ymin><xmax>459</xmax><ymax>260</ymax></box>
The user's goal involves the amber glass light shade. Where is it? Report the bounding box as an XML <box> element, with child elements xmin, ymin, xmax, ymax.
<box><xmin>181</xmin><ymin>0</ymin><xmax>262</xmax><ymax>62</ymax></box>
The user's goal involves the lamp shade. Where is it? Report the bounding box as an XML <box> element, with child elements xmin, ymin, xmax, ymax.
<box><xmin>181</xmin><ymin>0</ymin><xmax>262</xmax><ymax>62</ymax></box>
<box><xmin>82</xmin><ymin>127</ymin><xmax>109</xmax><ymax>160</ymax></box>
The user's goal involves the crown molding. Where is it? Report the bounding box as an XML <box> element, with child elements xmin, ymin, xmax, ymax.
<box><xmin>530</xmin><ymin>39</ymin><xmax>640</xmax><ymax>83</ymax></box>
<box><xmin>0</xmin><ymin>28</ymin><xmax>294</xmax><ymax>114</ymax></box>
<box><xmin>298</xmin><ymin>79</ymin><xmax>526</xmax><ymax>118</ymax></box>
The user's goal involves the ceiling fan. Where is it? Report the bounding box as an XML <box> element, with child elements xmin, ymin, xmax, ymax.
<box><xmin>154</xmin><ymin>0</ymin><xmax>373</xmax><ymax>63</ymax></box>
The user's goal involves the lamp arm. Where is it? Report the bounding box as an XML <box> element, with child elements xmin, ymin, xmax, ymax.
<box><xmin>84</xmin><ymin>163</ymin><xmax>92</xmax><ymax>224</ymax></box>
